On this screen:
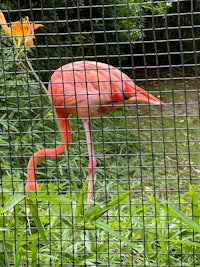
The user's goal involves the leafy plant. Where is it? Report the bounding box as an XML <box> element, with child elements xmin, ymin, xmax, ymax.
<box><xmin>1</xmin><ymin>181</ymin><xmax>133</xmax><ymax>265</ymax></box>
<box><xmin>160</xmin><ymin>185</ymin><xmax>200</xmax><ymax>251</ymax></box>
<box><xmin>2</xmin><ymin>182</ymin><xmax>200</xmax><ymax>265</ymax></box>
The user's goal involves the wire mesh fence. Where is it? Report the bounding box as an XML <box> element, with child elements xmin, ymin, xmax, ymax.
<box><xmin>0</xmin><ymin>0</ymin><xmax>200</xmax><ymax>266</ymax></box>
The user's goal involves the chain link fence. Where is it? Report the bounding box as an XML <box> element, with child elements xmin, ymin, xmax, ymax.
<box><xmin>0</xmin><ymin>1</ymin><xmax>200</xmax><ymax>266</ymax></box>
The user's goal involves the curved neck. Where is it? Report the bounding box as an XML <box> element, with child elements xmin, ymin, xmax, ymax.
<box><xmin>25</xmin><ymin>109</ymin><xmax>71</xmax><ymax>191</ymax></box>
<box><xmin>56</xmin><ymin>108</ymin><xmax>72</xmax><ymax>150</ymax></box>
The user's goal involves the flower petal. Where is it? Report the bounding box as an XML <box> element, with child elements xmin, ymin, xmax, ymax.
<box><xmin>11</xmin><ymin>22</ymin><xmax>24</xmax><ymax>37</ymax></box>
<box><xmin>0</xmin><ymin>12</ymin><xmax>43</xmax><ymax>47</ymax></box>
<box><xmin>0</xmin><ymin>10</ymin><xmax>11</xmax><ymax>35</ymax></box>
<box><xmin>25</xmin><ymin>37</ymin><xmax>34</xmax><ymax>46</ymax></box>
<box><xmin>33</xmin><ymin>23</ymin><xmax>44</xmax><ymax>30</ymax></box>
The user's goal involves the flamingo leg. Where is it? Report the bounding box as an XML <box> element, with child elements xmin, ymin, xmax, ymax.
<box><xmin>83</xmin><ymin>119</ymin><xmax>97</xmax><ymax>204</ymax></box>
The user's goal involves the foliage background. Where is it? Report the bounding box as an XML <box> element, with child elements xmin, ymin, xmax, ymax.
<box><xmin>1</xmin><ymin>0</ymin><xmax>200</xmax><ymax>79</ymax></box>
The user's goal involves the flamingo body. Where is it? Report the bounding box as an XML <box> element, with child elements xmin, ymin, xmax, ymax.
<box><xmin>49</xmin><ymin>61</ymin><xmax>161</xmax><ymax>118</ymax></box>
<box><xmin>25</xmin><ymin>61</ymin><xmax>163</xmax><ymax>203</ymax></box>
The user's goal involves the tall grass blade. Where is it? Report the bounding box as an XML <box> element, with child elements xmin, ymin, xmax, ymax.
<box><xmin>0</xmin><ymin>256</ymin><xmax>8</xmax><ymax>267</ymax></box>
<box><xmin>31</xmin><ymin>238</ymin><xmax>38</xmax><ymax>267</ymax></box>
<box><xmin>27</xmin><ymin>199</ymin><xmax>48</xmax><ymax>247</ymax></box>
<box><xmin>74</xmin><ymin>180</ymin><xmax>88</xmax><ymax>219</ymax></box>
<box><xmin>15</xmin><ymin>230</ymin><xmax>24</xmax><ymax>267</ymax></box>
<box><xmin>189</xmin><ymin>184</ymin><xmax>200</xmax><ymax>224</ymax></box>
<box><xmin>0</xmin><ymin>240</ymin><xmax>10</xmax><ymax>267</ymax></box>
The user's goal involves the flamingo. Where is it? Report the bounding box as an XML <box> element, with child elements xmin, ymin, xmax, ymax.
<box><xmin>25</xmin><ymin>61</ymin><xmax>163</xmax><ymax>204</ymax></box>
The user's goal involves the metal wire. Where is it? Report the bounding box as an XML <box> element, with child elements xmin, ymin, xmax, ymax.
<box><xmin>1</xmin><ymin>1</ymin><xmax>200</xmax><ymax>266</ymax></box>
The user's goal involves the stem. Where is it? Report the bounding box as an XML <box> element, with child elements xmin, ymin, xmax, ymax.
<box><xmin>25</xmin><ymin>54</ymin><xmax>48</xmax><ymax>94</ymax></box>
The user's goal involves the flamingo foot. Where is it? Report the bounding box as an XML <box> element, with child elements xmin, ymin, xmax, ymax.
<box><xmin>25</xmin><ymin>181</ymin><xmax>39</xmax><ymax>192</ymax></box>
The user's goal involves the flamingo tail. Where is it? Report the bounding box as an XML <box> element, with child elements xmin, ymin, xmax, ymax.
<box><xmin>124</xmin><ymin>82</ymin><xmax>163</xmax><ymax>105</ymax></box>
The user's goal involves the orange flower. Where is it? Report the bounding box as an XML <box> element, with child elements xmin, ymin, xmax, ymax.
<box><xmin>0</xmin><ymin>10</ymin><xmax>43</xmax><ymax>47</ymax></box>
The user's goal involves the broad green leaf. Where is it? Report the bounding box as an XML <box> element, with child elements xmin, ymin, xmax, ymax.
<box><xmin>106</xmin><ymin>192</ymin><xmax>129</xmax><ymax>208</ymax></box>
<box><xmin>0</xmin><ymin>227</ymin><xmax>9</xmax><ymax>231</ymax></box>
<box><xmin>63</xmin><ymin>252</ymin><xmax>79</xmax><ymax>262</ymax></box>
<box><xmin>161</xmin><ymin>204</ymin><xmax>200</xmax><ymax>233</ymax></box>
<box><xmin>27</xmin><ymin>199</ymin><xmax>48</xmax><ymax>247</ymax></box>
<box><xmin>2</xmin><ymin>194</ymin><xmax>25</xmax><ymax>213</ymax></box>
<box><xmin>169</xmin><ymin>239</ymin><xmax>200</xmax><ymax>248</ymax></box>
<box><xmin>84</xmin><ymin>205</ymin><xmax>102</xmax><ymax>222</ymax></box>
<box><xmin>0</xmin><ymin>187</ymin><xmax>13</xmax><ymax>194</ymax></box>
<box><xmin>95</xmin><ymin>221</ymin><xmax>140</xmax><ymax>252</ymax></box>
<box><xmin>85</xmin><ymin>192</ymin><xmax>129</xmax><ymax>222</ymax></box>
<box><xmin>30</xmin><ymin>194</ymin><xmax>75</xmax><ymax>203</ymax></box>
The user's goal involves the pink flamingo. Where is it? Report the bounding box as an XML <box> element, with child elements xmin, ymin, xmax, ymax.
<box><xmin>25</xmin><ymin>61</ymin><xmax>163</xmax><ymax>203</ymax></box>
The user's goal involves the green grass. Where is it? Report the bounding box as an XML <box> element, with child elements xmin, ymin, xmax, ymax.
<box><xmin>1</xmin><ymin>63</ymin><xmax>200</xmax><ymax>266</ymax></box>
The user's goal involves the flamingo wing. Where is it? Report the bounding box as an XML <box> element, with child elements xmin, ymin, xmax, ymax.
<box><xmin>48</xmin><ymin>61</ymin><xmax>162</xmax><ymax>118</ymax></box>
